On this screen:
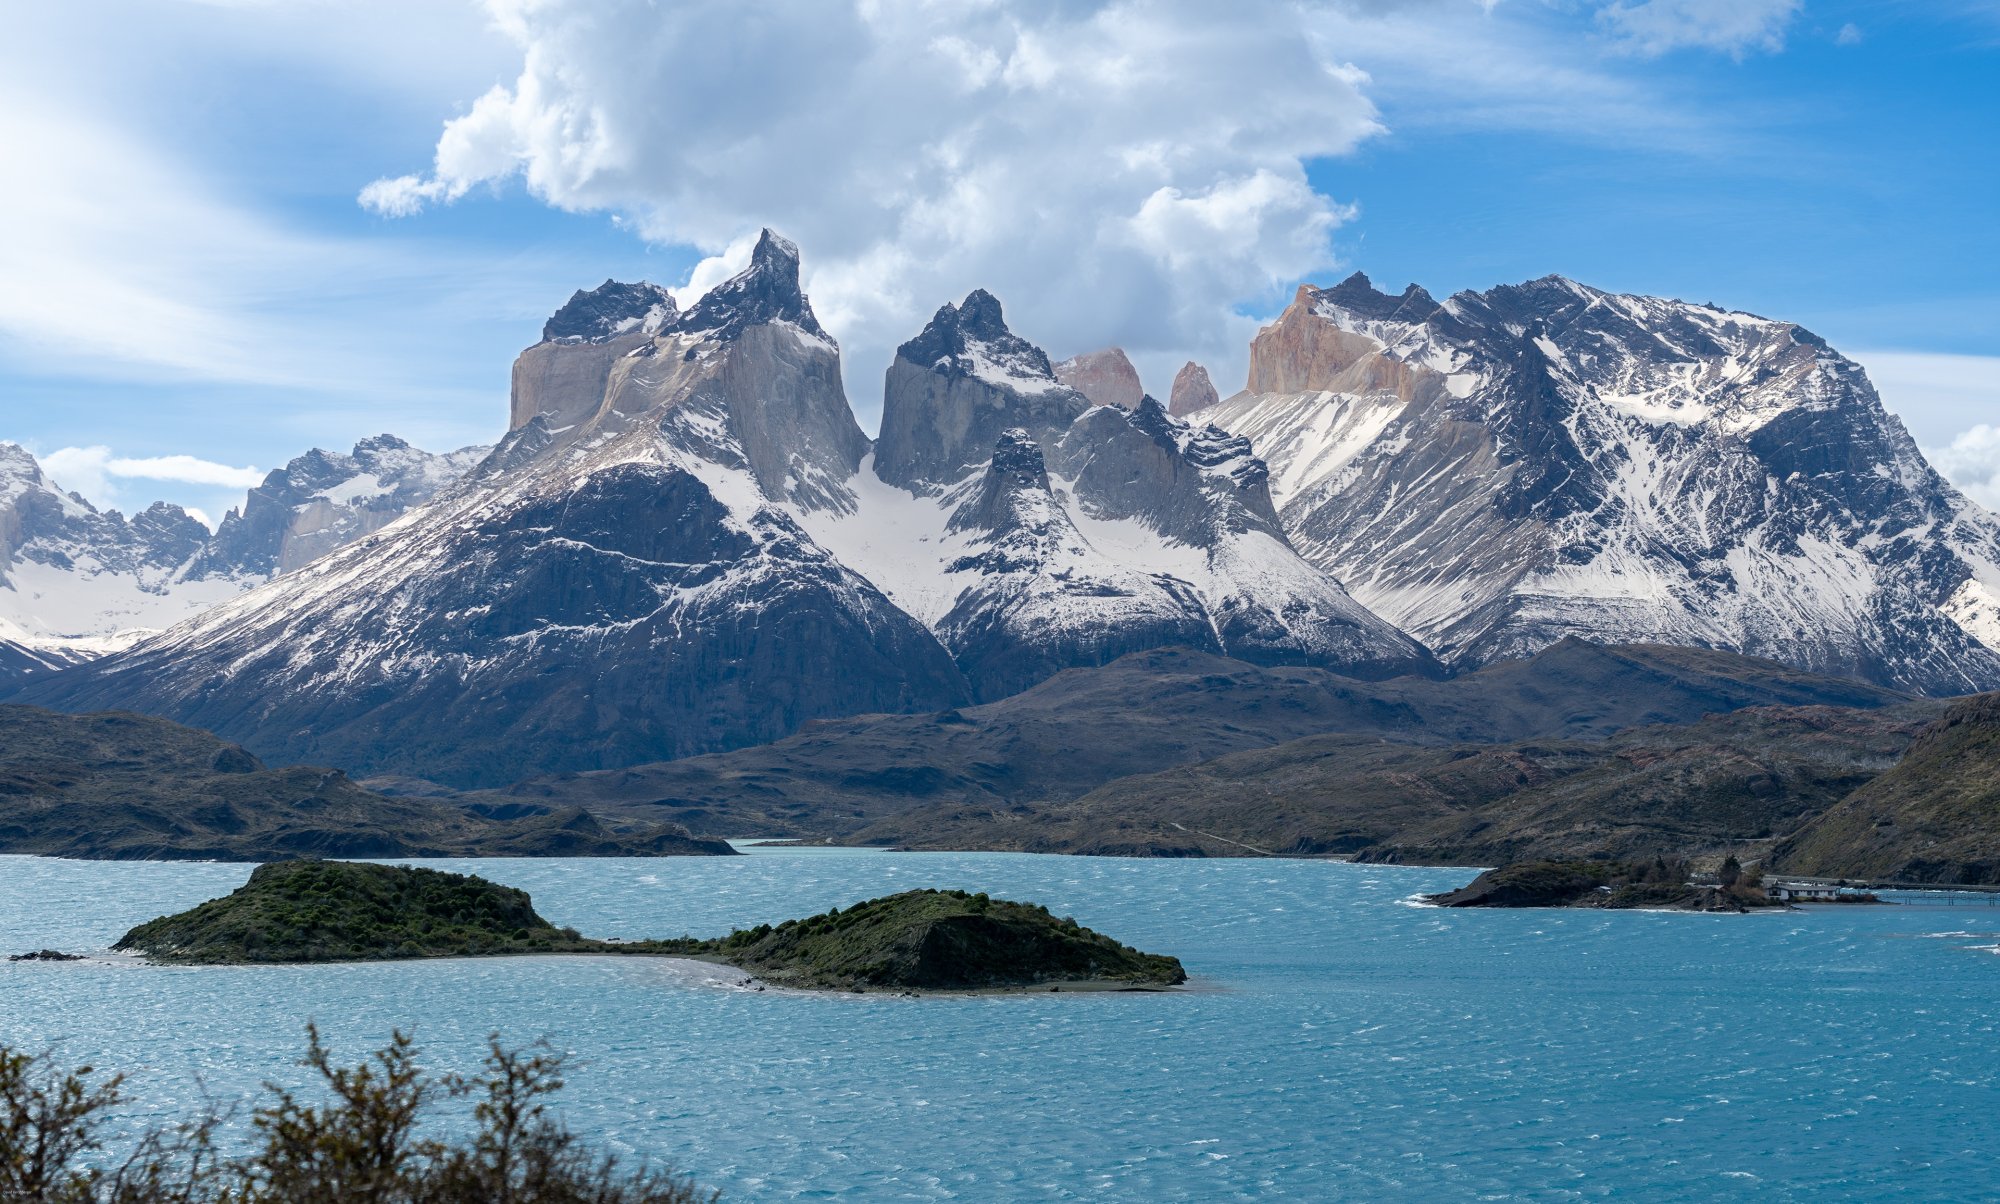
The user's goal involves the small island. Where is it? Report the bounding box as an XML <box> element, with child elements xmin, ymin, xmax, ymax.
<box><xmin>685</xmin><ymin>889</ymin><xmax>1187</xmax><ymax>992</ymax></box>
<box><xmin>115</xmin><ymin>860</ymin><xmax>598</xmax><ymax>962</ymax></box>
<box><xmin>1425</xmin><ymin>858</ymin><xmax>1786</xmax><ymax>912</ymax></box>
<box><xmin>114</xmin><ymin>861</ymin><xmax>1187</xmax><ymax>993</ymax></box>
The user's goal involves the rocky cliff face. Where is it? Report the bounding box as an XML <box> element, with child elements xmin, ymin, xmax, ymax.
<box><xmin>18</xmin><ymin>232</ymin><xmax>970</xmax><ymax>786</ymax></box>
<box><xmin>1169</xmin><ymin>361</ymin><xmax>1219</xmax><ymax>416</ymax></box>
<box><xmin>1204</xmin><ymin>272</ymin><xmax>2000</xmax><ymax>694</ymax></box>
<box><xmin>872</xmin><ymin>290</ymin><xmax>1089</xmax><ymax>491</ymax></box>
<box><xmin>1054</xmin><ymin>347</ymin><xmax>1144</xmax><ymax>410</ymax></box>
<box><xmin>803</xmin><ymin>291</ymin><xmax>1438</xmax><ymax>700</ymax></box>
<box><xmin>509</xmin><ymin>280</ymin><xmax>678</xmax><ymax>430</ymax></box>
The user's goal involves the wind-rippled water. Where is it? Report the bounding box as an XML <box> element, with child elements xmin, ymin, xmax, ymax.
<box><xmin>2</xmin><ymin>848</ymin><xmax>1997</xmax><ymax>1201</ymax></box>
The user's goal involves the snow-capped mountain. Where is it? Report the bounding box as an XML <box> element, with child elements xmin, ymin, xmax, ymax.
<box><xmin>22</xmin><ymin>235</ymin><xmax>1435</xmax><ymax>780</ymax></box>
<box><xmin>805</xmin><ymin>290</ymin><xmax>1438</xmax><ymax>700</ymax></box>
<box><xmin>0</xmin><ymin>437</ymin><xmax>482</xmax><ymax>683</ymax></box>
<box><xmin>1202</xmin><ymin>272</ymin><xmax>2000</xmax><ymax>694</ymax></box>
<box><xmin>197</xmin><ymin>436</ymin><xmax>489</xmax><ymax>577</ymax></box>
<box><xmin>18</xmin><ymin>233</ymin><xmax>971</xmax><ymax>787</ymax></box>
<box><xmin>1</xmin><ymin>442</ymin><xmax>229</xmax><ymax>667</ymax></box>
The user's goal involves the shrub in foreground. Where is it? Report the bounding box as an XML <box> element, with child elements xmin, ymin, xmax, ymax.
<box><xmin>0</xmin><ymin>1025</ymin><xmax>714</xmax><ymax>1202</ymax></box>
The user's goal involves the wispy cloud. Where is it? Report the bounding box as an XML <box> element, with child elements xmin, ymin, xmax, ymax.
<box><xmin>1595</xmin><ymin>0</ymin><xmax>1803</xmax><ymax>59</ymax></box>
<box><xmin>36</xmin><ymin>445</ymin><xmax>265</xmax><ymax>524</ymax></box>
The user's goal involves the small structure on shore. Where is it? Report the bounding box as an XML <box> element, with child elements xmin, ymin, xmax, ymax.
<box><xmin>1768</xmin><ymin>881</ymin><xmax>1849</xmax><ymax>903</ymax></box>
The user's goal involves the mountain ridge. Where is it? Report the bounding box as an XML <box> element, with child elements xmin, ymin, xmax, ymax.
<box><xmin>1202</xmin><ymin>271</ymin><xmax>2000</xmax><ymax>694</ymax></box>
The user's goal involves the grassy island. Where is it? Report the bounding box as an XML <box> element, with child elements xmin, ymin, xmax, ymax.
<box><xmin>115</xmin><ymin>863</ymin><xmax>1188</xmax><ymax>992</ymax></box>
<box><xmin>115</xmin><ymin>860</ymin><xmax>596</xmax><ymax>963</ymax></box>
<box><xmin>684</xmin><ymin>889</ymin><xmax>1187</xmax><ymax>992</ymax></box>
<box><xmin>1426</xmin><ymin>858</ymin><xmax>1785</xmax><ymax>912</ymax></box>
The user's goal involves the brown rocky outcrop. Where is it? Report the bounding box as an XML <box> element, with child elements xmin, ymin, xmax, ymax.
<box><xmin>1245</xmin><ymin>285</ymin><xmax>1432</xmax><ymax>399</ymax></box>
<box><xmin>1053</xmin><ymin>347</ymin><xmax>1143</xmax><ymax>409</ymax></box>
<box><xmin>1168</xmin><ymin>361</ymin><xmax>1219</xmax><ymax>416</ymax></box>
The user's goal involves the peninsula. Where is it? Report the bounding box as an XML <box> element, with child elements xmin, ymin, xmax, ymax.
<box><xmin>1426</xmin><ymin>859</ymin><xmax>1787</xmax><ymax>912</ymax></box>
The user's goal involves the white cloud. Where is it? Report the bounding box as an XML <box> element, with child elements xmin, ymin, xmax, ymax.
<box><xmin>1595</xmin><ymin>0</ymin><xmax>1803</xmax><ymax>58</ymax></box>
<box><xmin>40</xmin><ymin>445</ymin><xmax>263</xmax><ymax>503</ymax></box>
<box><xmin>0</xmin><ymin>92</ymin><xmax>437</xmax><ymax>394</ymax></box>
<box><xmin>103</xmin><ymin>453</ymin><xmax>266</xmax><ymax>489</ymax></box>
<box><xmin>361</xmin><ymin>0</ymin><xmax>1387</xmax><ymax>423</ymax></box>
<box><xmin>1925</xmin><ymin>426</ymin><xmax>2000</xmax><ymax>511</ymax></box>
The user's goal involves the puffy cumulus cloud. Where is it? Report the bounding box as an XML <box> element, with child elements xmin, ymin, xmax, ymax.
<box><xmin>1595</xmin><ymin>0</ymin><xmax>1803</xmax><ymax>58</ymax></box>
<box><xmin>361</xmin><ymin>0</ymin><xmax>1387</xmax><ymax>418</ymax></box>
<box><xmin>1926</xmin><ymin>426</ymin><xmax>2000</xmax><ymax>511</ymax></box>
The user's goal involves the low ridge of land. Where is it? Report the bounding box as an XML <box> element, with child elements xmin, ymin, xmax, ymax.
<box><xmin>843</xmin><ymin>703</ymin><xmax>1944</xmax><ymax>867</ymax></box>
<box><xmin>1775</xmin><ymin>692</ymin><xmax>2000</xmax><ymax>883</ymax></box>
<box><xmin>463</xmin><ymin>642</ymin><xmax>1907</xmax><ymax>842</ymax></box>
<box><xmin>0</xmin><ymin>705</ymin><xmax>733</xmax><ymax>860</ymax></box>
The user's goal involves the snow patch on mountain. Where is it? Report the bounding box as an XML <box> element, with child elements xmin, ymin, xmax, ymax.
<box><xmin>0</xmin><ymin>433</ymin><xmax>485</xmax><ymax>679</ymax></box>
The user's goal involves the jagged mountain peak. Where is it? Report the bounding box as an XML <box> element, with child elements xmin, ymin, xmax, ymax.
<box><xmin>945</xmin><ymin>428</ymin><xmax>1054</xmax><ymax>538</ymax></box>
<box><xmin>953</xmin><ymin>288</ymin><xmax>1009</xmax><ymax>339</ymax></box>
<box><xmin>351</xmin><ymin>432</ymin><xmax>413</xmax><ymax>455</ymax></box>
<box><xmin>1061</xmin><ymin>397</ymin><xmax>1279</xmax><ymax>537</ymax></box>
<box><xmin>874</xmin><ymin>288</ymin><xmax>1085</xmax><ymax>491</ymax></box>
<box><xmin>1169</xmin><ymin>361</ymin><xmax>1219</xmax><ymax>417</ymax></box>
<box><xmin>0</xmin><ymin>433</ymin><xmax>485</xmax><ymax>682</ymax></box>
<box><xmin>1130</xmin><ymin>397</ymin><xmax>1265</xmax><ymax>482</ymax></box>
<box><xmin>193</xmin><ymin>436</ymin><xmax>489</xmax><ymax>578</ymax></box>
<box><xmin>896</xmin><ymin>289</ymin><xmax>1056</xmax><ymax>387</ymax></box>
<box><xmin>673</xmin><ymin>227</ymin><xmax>825</xmax><ymax>342</ymax></box>
<box><xmin>1312</xmin><ymin>272</ymin><xmax>1441</xmax><ymax>324</ymax></box>
<box><xmin>986</xmin><ymin>427</ymin><xmax>1048</xmax><ymax>485</ymax></box>
<box><xmin>0</xmin><ymin>441</ymin><xmax>38</xmax><ymax>478</ymax></box>
<box><xmin>542</xmin><ymin>279</ymin><xmax>678</xmax><ymax>343</ymax></box>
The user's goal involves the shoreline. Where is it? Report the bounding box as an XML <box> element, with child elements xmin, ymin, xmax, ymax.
<box><xmin>28</xmin><ymin>947</ymin><xmax>1195</xmax><ymax>997</ymax></box>
<box><xmin>6</xmin><ymin>849</ymin><xmax>1999</xmax><ymax>895</ymax></box>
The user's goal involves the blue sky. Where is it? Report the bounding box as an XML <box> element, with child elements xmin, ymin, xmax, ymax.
<box><xmin>3</xmin><ymin>0</ymin><xmax>1997</xmax><ymax>523</ymax></box>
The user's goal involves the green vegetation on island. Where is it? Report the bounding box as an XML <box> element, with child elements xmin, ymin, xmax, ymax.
<box><xmin>1426</xmin><ymin>857</ymin><xmax>1786</xmax><ymax>912</ymax></box>
<box><xmin>686</xmin><ymin>889</ymin><xmax>1187</xmax><ymax>992</ymax></box>
<box><xmin>0</xmin><ymin>1026</ymin><xmax>714</xmax><ymax>1202</ymax></box>
<box><xmin>115</xmin><ymin>860</ymin><xmax>594</xmax><ymax>963</ymax></box>
<box><xmin>114</xmin><ymin>863</ymin><xmax>1188</xmax><ymax>993</ymax></box>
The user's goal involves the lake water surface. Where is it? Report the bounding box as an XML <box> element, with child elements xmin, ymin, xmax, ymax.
<box><xmin>2</xmin><ymin>848</ymin><xmax>1996</xmax><ymax>1201</ymax></box>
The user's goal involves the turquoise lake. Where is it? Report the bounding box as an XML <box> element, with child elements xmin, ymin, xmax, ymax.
<box><xmin>2</xmin><ymin>847</ymin><xmax>1996</xmax><ymax>1201</ymax></box>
